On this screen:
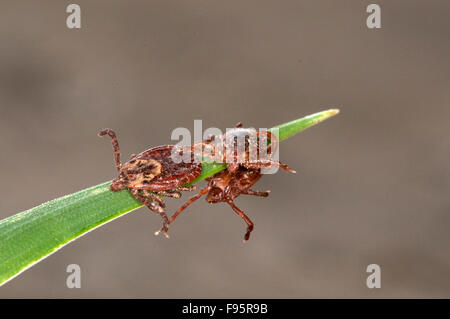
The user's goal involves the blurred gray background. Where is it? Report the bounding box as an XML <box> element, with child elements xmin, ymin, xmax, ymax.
<box><xmin>0</xmin><ymin>0</ymin><xmax>449</xmax><ymax>298</ymax></box>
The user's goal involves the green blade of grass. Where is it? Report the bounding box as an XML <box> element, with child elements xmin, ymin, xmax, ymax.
<box><xmin>0</xmin><ymin>109</ymin><xmax>339</xmax><ymax>286</ymax></box>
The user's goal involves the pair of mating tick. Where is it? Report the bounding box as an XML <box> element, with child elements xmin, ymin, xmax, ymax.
<box><xmin>99</xmin><ymin>123</ymin><xmax>295</xmax><ymax>242</ymax></box>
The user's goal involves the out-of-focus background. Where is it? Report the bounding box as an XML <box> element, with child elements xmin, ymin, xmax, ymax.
<box><xmin>0</xmin><ymin>0</ymin><xmax>449</xmax><ymax>298</ymax></box>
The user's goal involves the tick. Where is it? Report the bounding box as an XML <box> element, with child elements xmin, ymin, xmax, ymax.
<box><xmin>99</xmin><ymin>129</ymin><xmax>202</xmax><ymax>237</ymax></box>
<box><xmin>160</xmin><ymin>123</ymin><xmax>296</xmax><ymax>242</ymax></box>
<box><xmin>193</xmin><ymin>122</ymin><xmax>292</xmax><ymax>173</ymax></box>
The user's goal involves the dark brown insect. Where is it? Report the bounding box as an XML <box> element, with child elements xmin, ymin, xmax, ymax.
<box><xmin>99</xmin><ymin>129</ymin><xmax>202</xmax><ymax>237</ymax></box>
<box><xmin>159</xmin><ymin>123</ymin><xmax>295</xmax><ymax>242</ymax></box>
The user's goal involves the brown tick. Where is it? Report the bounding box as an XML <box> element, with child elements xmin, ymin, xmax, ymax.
<box><xmin>99</xmin><ymin>129</ymin><xmax>202</xmax><ymax>237</ymax></box>
<box><xmin>160</xmin><ymin>123</ymin><xmax>296</xmax><ymax>242</ymax></box>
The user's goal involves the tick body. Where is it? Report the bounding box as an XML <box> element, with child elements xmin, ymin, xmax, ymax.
<box><xmin>162</xmin><ymin>123</ymin><xmax>296</xmax><ymax>242</ymax></box>
<box><xmin>191</xmin><ymin>122</ymin><xmax>292</xmax><ymax>173</ymax></box>
<box><xmin>99</xmin><ymin>129</ymin><xmax>202</xmax><ymax>237</ymax></box>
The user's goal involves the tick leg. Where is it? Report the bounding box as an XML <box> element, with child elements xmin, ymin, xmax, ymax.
<box><xmin>246</xmin><ymin>160</ymin><xmax>296</xmax><ymax>173</ymax></box>
<box><xmin>155</xmin><ymin>185</ymin><xmax>210</xmax><ymax>236</ymax></box>
<box><xmin>267</xmin><ymin>160</ymin><xmax>296</xmax><ymax>173</ymax></box>
<box><xmin>241</xmin><ymin>189</ymin><xmax>270</xmax><ymax>197</ymax></box>
<box><xmin>168</xmin><ymin>185</ymin><xmax>210</xmax><ymax>225</ymax></box>
<box><xmin>157</xmin><ymin>190</ymin><xmax>182</xmax><ymax>198</ymax></box>
<box><xmin>130</xmin><ymin>189</ymin><xmax>170</xmax><ymax>238</ymax></box>
<box><xmin>142</xmin><ymin>190</ymin><xmax>165</xmax><ymax>208</ymax></box>
<box><xmin>177</xmin><ymin>185</ymin><xmax>196</xmax><ymax>192</ymax></box>
<box><xmin>155</xmin><ymin>185</ymin><xmax>196</xmax><ymax>199</ymax></box>
<box><xmin>227</xmin><ymin>200</ymin><xmax>254</xmax><ymax>243</ymax></box>
<box><xmin>98</xmin><ymin>128</ymin><xmax>122</xmax><ymax>171</ymax></box>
